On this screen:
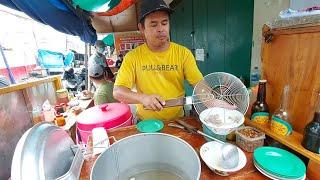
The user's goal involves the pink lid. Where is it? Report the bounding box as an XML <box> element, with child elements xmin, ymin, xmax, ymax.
<box><xmin>76</xmin><ymin>103</ymin><xmax>132</xmax><ymax>131</ymax></box>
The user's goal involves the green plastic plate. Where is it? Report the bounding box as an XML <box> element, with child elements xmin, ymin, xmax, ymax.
<box><xmin>254</xmin><ymin>147</ymin><xmax>306</xmax><ymax>178</ymax></box>
<box><xmin>136</xmin><ymin>119</ymin><xmax>164</xmax><ymax>133</ymax></box>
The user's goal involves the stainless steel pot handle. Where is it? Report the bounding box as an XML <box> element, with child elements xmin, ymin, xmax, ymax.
<box><xmin>56</xmin><ymin>147</ymin><xmax>84</xmax><ymax>180</ymax></box>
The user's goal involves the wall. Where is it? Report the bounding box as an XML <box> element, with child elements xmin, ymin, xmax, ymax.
<box><xmin>171</xmin><ymin>0</ymin><xmax>293</xmax><ymax>85</ymax></box>
<box><xmin>171</xmin><ymin>0</ymin><xmax>253</xmax><ymax>87</ymax></box>
<box><xmin>250</xmin><ymin>0</ymin><xmax>290</xmax><ymax>71</ymax></box>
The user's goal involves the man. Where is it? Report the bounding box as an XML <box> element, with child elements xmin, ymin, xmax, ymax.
<box><xmin>113</xmin><ymin>0</ymin><xmax>203</xmax><ymax>121</ymax></box>
<box><xmin>62</xmin><ymin>67</ymin><xmax>78</xmax><ymax>91</ymax></box>
<box><xmin>115</xmin><ymin>53</ymin><xmax>123</xmax><ymax>69</ymax></box>
<box><xmin>83</xmin><ymin>63</ymin><xmax>117</xmax><ymax>105</ymax></box>
<box><xmin>89</xmin><ymin>40</ymin><xmax>114</xmax><ymax>81</ymax></box>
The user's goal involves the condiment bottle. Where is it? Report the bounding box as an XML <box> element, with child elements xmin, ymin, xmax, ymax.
<box><xmin>270</xmin><ymin>85</ymin><xmax>292</xmax><ymax>136</ymax></box>
<box><xmin>54</xmin><ymin>114</ymin><xmax>66</xmax><ymax>126</ymax></box>
<box><xmin>250</xmin><ymin>80</ymin><xmax>269</xmax><ymax>125</ymax></box>
<box><xmin>302</xmin><ymin>93</ymin><xmax>320</xmax><ymax>153</ymax></box>
<box><xmin>55</xmin><ymin>104</ymin><xmax>64</xmax><ymax>114</ymax></box>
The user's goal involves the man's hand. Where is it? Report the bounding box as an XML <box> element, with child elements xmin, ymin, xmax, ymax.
<box><xmin>203</xmin><ymin>98</ymin><xmax>237</xmax><ymax>110</ymax></box>
<box><xmin>194</xmin><ymin>80</ymin><xmax>237</xmax><ymax>110</ymax></box>
<box><xmin>141</xmin><ymin>94</ymin><xmax>165</xmax><ymax>111</ymax></box>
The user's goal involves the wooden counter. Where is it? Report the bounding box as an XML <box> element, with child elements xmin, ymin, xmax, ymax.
<box><xmin>0</xmin><ymin>75</ymin><xmax>62</xmax><ymax>95</ymax></box>
<box><xmin>79</xmin><ymin>117</ymin><xmax>267</xmax><ymax>180</ymax></box>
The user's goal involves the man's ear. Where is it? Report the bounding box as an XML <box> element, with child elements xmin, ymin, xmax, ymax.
<box><xmin>138</xmin><ymin>23</ymin><xmax>144</xmax><ymax>34</ymax></box>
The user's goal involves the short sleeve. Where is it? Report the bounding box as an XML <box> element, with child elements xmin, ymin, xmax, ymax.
<box><xmin>114</xmin><ymin>53</ymin><xmax>136</xmax><ymax>89</ymax></box>
<box><xmin>183</xmin><ymin>49</ymin><xmax>203</xmax><ymax>85</ymax></box>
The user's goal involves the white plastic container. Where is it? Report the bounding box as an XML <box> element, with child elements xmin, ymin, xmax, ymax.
<box><xmin>235</xmin><ymin>126</ymin><xmax>265</xmax><ymax>152</ymax></box>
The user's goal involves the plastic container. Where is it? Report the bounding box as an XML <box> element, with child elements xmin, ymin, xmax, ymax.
<box><xmin>31</xmin><ymin>107</ymin><xmax>44</xmax><ymax>124</ymax></box>
<box><xmin>55</xmin><ymin>114</ymin><xmax>66</xmax><ymax>126</ymax></box>
<box><xmin>43</xmin><ymin>108</ymin><xmax>56</xmax><ymax>122</ymax></box>
<box><xmin>56</xmin><ymin>89</ymin><xmax>69</xmax><ymax>104</ymax></box>
<box><xmin>76</xmin><ymin>103</ymin><xmax>132</xmax><ymax>144</ymax></box>
<box><xmin>55</xmin><ymin>104</ymin><xmax>64</xmax><ymax>114</ymax></box>
<box><xmin>235</xmin><ymin>126</ymin><xmax>265</xmax><ymax>152</ymax></box>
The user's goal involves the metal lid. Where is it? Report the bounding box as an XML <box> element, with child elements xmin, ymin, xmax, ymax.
<box><xmin>11</xmin><ymin>122</ymin><xmax>75</xmax><ymax>180</ymax></box>
<box><xmin>77</xmin><ymin>103</ymin><xmax>132</xmax><ymax>131</ymax></box>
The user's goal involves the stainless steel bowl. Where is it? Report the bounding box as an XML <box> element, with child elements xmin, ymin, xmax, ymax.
<box><xmin>91</xmin><ymin>133</ymin><xmax>201</xmax><ymax>180</ymax></box>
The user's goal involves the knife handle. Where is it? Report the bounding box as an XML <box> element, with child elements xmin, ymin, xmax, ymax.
<box><xmin>175</xmin><ymin>119</ymin><xmax>198</xmax><ymax>133</ymax></box>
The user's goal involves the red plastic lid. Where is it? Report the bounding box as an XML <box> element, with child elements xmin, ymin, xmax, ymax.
<box><xmin>76</xmin><ymin>103</ymin><xmax>132</xmax><ymax>131</ymax></box>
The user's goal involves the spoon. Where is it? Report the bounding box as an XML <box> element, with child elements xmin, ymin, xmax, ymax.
<box><xmin>174</xmin><ymin>120</ymin><xmax>239</xmax><ymax>169</ymax></box>
<box><xmin>191</xmin><ymin>129</ymin><xmax>239</xmax><ymax>169</ymax></box>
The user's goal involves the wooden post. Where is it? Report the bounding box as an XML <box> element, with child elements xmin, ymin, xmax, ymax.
<box><xmin>53</xmin><ymin>76</ymin><xmax>62</xmax><ymax>90</ymax></box>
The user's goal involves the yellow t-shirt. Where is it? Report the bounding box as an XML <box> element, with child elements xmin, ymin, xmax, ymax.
<box><xmin>115</xmin><ymin>42</ymin><xmax>203</xmax><ymax>121</ymax></box>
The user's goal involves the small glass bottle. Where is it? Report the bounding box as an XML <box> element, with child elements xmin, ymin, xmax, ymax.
<box><xmin>270</xmin><ymin>85</ymin><xmax>292</xmax><ymax>136</ymax></box>
<box><xmin>302</xmin><ymin>93</ymin><xmax>320</xmax><ymax>154</ymax></box>
<box><xmin>250</xmin><ymin>66</ymin><xmax>260</xmax><ymax>87</ymax></box>
<box><xmin>54</xmin><ymin>114</ymin><xmax>66</xmax><ymax>126</ymax></box>
<box><xmin>250</xmin><ymin>80</ymin><xmax>269</xmax><ymax>125</ymax></box>
<box><xmin>31</xmin><ymin>106</ymin><xmax>44</xmax><ymax>124</ymax></box>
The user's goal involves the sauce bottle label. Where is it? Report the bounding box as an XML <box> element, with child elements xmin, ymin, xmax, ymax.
<box><xmin>270</xmin><ymin>116</ymin><xmax>292</xmax><ymax>136</ymax></box>
<box><xmin>251</xmin><ymin>112</ymin><xmax>269</xmax><ymax>125</ymax></box>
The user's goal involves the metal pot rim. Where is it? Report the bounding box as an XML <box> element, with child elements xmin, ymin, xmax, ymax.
<box><xmin>90</xmin><ymin>133</ymin><xmax>201</xmax><ymax>180</ymax></box>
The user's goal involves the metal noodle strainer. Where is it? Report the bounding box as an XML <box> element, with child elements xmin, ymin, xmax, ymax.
<box><xmin>194</xmin><ymin>72</ymin><xmax>249</xmax><ymax>135</ymax></box>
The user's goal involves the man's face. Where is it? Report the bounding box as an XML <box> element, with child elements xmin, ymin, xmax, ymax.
<box><xmin>96</xmin><ymin>46</ymin><xmax>105</xmax><ymax>54</ymax></box>
<box><xmin>139</xmin><ymin>11</ymin><xmax>170</xmax><ymax>47</ymax></box>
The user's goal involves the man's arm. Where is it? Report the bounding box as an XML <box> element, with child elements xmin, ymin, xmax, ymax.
<box><xmin>113</xmin><ymin>85</ymin><xmax>165</xmax><ymax>111</ymax></box>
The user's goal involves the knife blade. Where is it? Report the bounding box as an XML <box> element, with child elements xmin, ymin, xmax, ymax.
<box><xmin>164</xmin><ymin>94</ymin><xmax>214</xmax><ymax>108</ymax></box>
<box><xmin>163</xmin><ymin>97</ymin><xmax>186</xmax><ymax>107</ymax></box>
<box><xmin>175</xmin><ymin>120</ymin><xmax>198</xmax><ymax>133</ymax></box>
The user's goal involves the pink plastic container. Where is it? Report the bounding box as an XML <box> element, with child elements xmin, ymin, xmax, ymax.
<box><xmin>76</xmin><ymin>103</ymin><xmax>132</xmax><ymax>144</ymax></box>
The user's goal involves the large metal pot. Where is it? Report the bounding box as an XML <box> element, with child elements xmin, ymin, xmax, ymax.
<box><xmin>91</xmin><ymin>133</ymin><xmax>201</xmax><ymax>180</ymax></box>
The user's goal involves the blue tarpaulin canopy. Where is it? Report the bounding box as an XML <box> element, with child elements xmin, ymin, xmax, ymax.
<box><xmin>37</xmin><ymin>49</ymin><xmax>74</xmax><ymax>69</ymax></box>
<box><xmin>0</xmin><ymin>0</ymin><xmax>97</xmax><ymax>44</ymax></box>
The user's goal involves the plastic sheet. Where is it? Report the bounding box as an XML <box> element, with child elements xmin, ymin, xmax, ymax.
<box><xmin>0</xmin><ymin>81</ymin><xmax>57</xmax><ymax>179</ymax></box>
<box><xmin>25</xmin><ymin>82</ymin><xmax>57</xmax><ymax>108</ymax></box>
<box><xmin>0</xmin><ymin>91</ymin><xmax>32</xmax><ymax>179</ymax></box>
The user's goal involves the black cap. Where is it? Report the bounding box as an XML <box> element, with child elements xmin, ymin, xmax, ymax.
<box><xmin>138</xmin><ymin>0</ymin><xmax>173</xmax><ymax>23</ymax></box>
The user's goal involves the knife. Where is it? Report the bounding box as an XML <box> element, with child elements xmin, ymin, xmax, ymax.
<box><xmin>175</xmin><ymin>120</ymin><xmax>198</xmax><ymax>133</ymax></box>
<box><xmin>175</xmin><ymin>120</ymin><xmax>225</xmax><ymax>144</ymax></box>
<box><xmin>164</xmin><ymin>94</ymin><xmax>214</xmax><ymax>107</ymax></box>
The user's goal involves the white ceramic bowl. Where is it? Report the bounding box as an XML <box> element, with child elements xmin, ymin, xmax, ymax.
<box><xmin>199</xmin><ymin>107</ymin><xmax>244</xmax><ymax>135</ymax></box>
<box><xmin>200</xmin><ymin>141</ymin><xmax>247</xmax><ymax>176</ymax></box>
